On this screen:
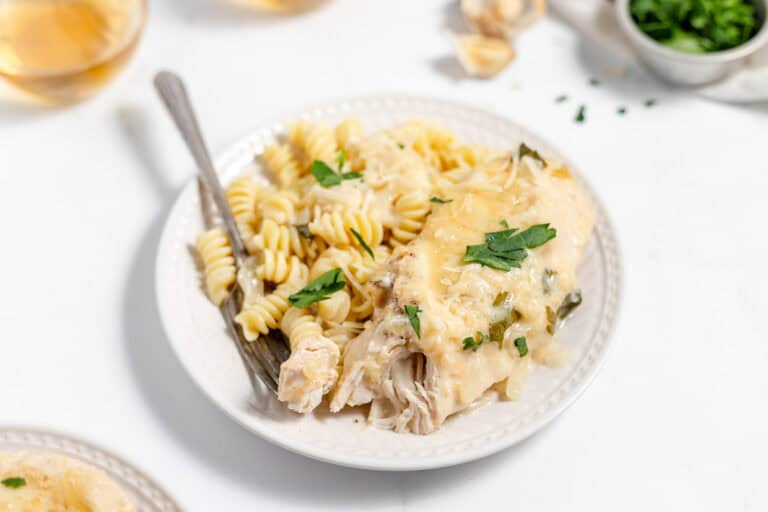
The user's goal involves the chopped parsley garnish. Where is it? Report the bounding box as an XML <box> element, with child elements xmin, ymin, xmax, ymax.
<box><xmin>463</xmin><ymin>223</ymin><xmax>557</xmax><ymax>271</ymax></box>
<box><xmin>644</xmin><ymin>98</ymin><xmax>657</xmax><ymax>108</ymax></box>
<box><xmin>430</xmin><ymin>196</ymin><xmax>453</xmax><ymax>204</ymax></box>
<box><xmin>589</xmin><ymin>78</ymin><xmax>600</xmax><ymax>86</ymax></box>
<box><xmin>463</xmin><ymin>331</ymin><xmax>488</xmax><ymax>352</ymax></box>
<box><xmin>288</xmin><ymin>268</ymin><xmax>346</xmax><ymax>308</ymax></box>
<box><xmin>555</xmin><ymin>94</ymin><xmax>569</xmax><ymax>103</ymax></box>
<box><xmin>404</xmin><ymin>305</ymin><xmax>422</xmax><ymax>338</ymax></box>
<box><xmin>500</xmin><ymin>220</ymin><xmax>509</xmax><ymax>229</ymax></box>
<box><xmin>518</xmin><ymin>143</ymin><xmax>545</xmax><ymax>166</ymax></box>
<box><xmin>513</xmin><ymin>336</ymin><xmax>528</xmax><ymax>357</ymax></box>
<box><xmin>542</xmin><ymin>269</ymin><xmax>558</xmax><ymax>295</ymax></box>
<box><xmin>310</xmin><ymin>158</ymin><xmax>362</xmax><ymax>187</ymax></box>
<box><xmin>493</xmin><ymin>291</ymin><xmax>509</xmax><ymax>307</ymax></box>
<box><xmin>546</xmin><ymin>290</ymin><xmax>583</xmax><ymax>334</ymax></box>
<box><xmin>2</xmin><ymin>477</ymin><xmax>26</xmax><ymax>489</ymax></box>
<box><xmin>349</xmin><ymin>228</ymin><xmax>375</xmax><ymax>260</ymax></box>
<box><xmin>294</xmin><ymin>224</ymin><xmax>313</xmax><ymax>239</ymax></box>
<box><xmin>617</xmin><ymin>106</ymin><xmax>627</xmax><ymax>115</ymax></box>
<box><xmin>575</xmin><ymin>105</ymin><xmax>586</xmax><ymax>123</ymax></box>
<box><xmin>397</xmin><ymin>143</ymin><xmax>405</xmax><ymax>149</ymax></box>
<box><xmin>630</xmin><ymin>0</ymin><xmax>759</xmax><ymax>53</ymax></box>
<box><xmin>336</xmin><ymin>149</ymin><xmax>347</xmax><ymax>171</ymax></box>
<box><xmin>488</xmin><ymin>308</ymin><xmax>521</xmax><ymax>346</ymax></box>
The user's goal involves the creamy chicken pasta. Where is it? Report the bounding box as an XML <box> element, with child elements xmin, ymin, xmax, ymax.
<box><xmin>0</xmin><ymin>451</ymin><xmax>134</xmax><ymax>512</ymax></box>
<box><xmin>196</xmin><ymin>119</ymin><xmax>594</xmax><ymax>434</ymax></box>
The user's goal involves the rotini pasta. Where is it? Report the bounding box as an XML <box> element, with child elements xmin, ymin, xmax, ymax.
<box><xmin>257</xmin><ymin>251</ymin><xmax>305</xmax><ymax>284</ymax></box>
<box><xmin>196</xmin><ymin>228</ymin><xmax>236</xmax><ymax>306</ymax></box>
<box><xmin>289</xmin><ymin>121</ymin><xmax>336</xmax><ymax>166</ymax></box>
<box><xmin>391</xmin><ymin>191</ymin><xmax>430</xmax><ymax>245</ymax></box>
<box><xmin>334</xmin><ymin>118</ymin><xmax>364</xmax><ymax>150</ymax></box>
<box><xmin>309</xmin><ymin>210</ymin><xmax>383</xmax><ymax>248</ymax></box>
<box><xmin>280</xmin><ymin>307</ymin><xmax>324</xmax><ymax>349</ymax></box>
<box><xmin>323</xmin><ymin>321</ymin><xmax>365</xmax><ymax>352</ymax></box>
<box><xmin>259</xmin><ymin>188</ymin><xmax>299</xmax><ymax>225</ymax></box>
<box><xmin>235</xmin><ymin>263</ymin><xmax>308</xmax><ymax>341</ymax></box>
<box><xmin>251</xmin><ymin>218</ymin><xmax>314</xmax><ymax>259</ymax></box>
<box><xmin>263</xmin><ymin>143</ymin><xmax>301</xmax><ymax>189</ymax></box>
<box><xmin>226</xmin><ymin>175</ymin><xmax>263</xmax><ymax>249</ymax></box>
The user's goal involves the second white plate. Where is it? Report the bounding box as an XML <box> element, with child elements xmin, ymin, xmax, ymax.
<box><xmin>0</xmin><ymin>428</ymin><xmax>180</xmax><ymax>511</ymax></box>
<box><xmin>155</xmin><ymin>95</ymin><xmax>622</xmax><ymax>471</ymax></box>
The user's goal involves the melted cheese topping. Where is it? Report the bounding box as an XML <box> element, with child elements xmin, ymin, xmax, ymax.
<box><xmin>333</xmin><ymin>159</ymin><xmax>594</xmax><ymax>431</ymax></box>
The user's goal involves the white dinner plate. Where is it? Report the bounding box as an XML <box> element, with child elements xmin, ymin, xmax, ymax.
<box><xmin>156</xmin><ymin>96</ymin><xmax>622</xmax><ymax>471</ymax></box>
<box><xmin>0</xmin><ymin>428</ymin><xmax>181</xmax><ymax>511</ymax></box>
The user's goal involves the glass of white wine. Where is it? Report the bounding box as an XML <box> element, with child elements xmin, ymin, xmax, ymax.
<box><xmin>231</xmin><ymin>0</ymin><xmax>327</xmax><ymax>14</ymax></box>
<box><xmin>0</xmin><ymin>0</ymin><xmax>147</xmax><ymax>104</ymax></box>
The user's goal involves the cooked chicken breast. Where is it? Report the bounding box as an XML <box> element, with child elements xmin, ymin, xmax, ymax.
<box><xmin>330</xmin><ymin>160</ymin><xmax>594</xmax><ymax>434</ymax></box>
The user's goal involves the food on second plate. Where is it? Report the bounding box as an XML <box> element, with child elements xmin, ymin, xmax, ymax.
<box><xmin>456</xmin><ymin>0</ymin><xmax>546</xmax><ymax>77</ymax></box>
<box><xmin>0</xmin><ymin>451</ymin><xmax>135</xmax><ymax>511</ymax></box>
<box><xmin>454</xmin><ymin>34</ymin><xmax>517</xmax><ymax>78</ymax></box>
<box><xmin>196</xmin><ymin>118</ymin><xmax>594</xmax><ymax>433</ymax></box>
<box><xmin>630</xmin><ymin>0</ymin><xmax>762</xmax><ymax>53</ymax></box>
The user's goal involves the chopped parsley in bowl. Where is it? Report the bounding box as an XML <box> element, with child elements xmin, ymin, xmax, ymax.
<box><xmin>630</xmin><ymin>0</ymin><xmax>763</xmax><ymax>53</ymax></box>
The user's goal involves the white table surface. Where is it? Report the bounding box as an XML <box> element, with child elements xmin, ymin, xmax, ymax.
<box><xmin>1</xmin><ymin>1</ymin><xmax>767</xmax><ymax>510</ymax></box>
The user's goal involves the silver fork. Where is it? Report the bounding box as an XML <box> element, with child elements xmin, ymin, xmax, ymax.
<box><xmin>154</xmin><ymin>70</ymin><xmax>288</xmax><ymax>394</ymax></box>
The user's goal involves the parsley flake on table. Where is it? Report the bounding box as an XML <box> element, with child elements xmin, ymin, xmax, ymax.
<box><xmin>555</xmin><ymin>94</ymin><xmax>569</xmax><ymax>103</ymax></box>
<box><xmin>575</xmin><ymin>105</ymin><xmax>586</xmax><ymax>124</ymax></box>
<box><xmin>404</xmin><ymin>305</ymin><xmax>422</xmax><ymax>338</ymax></box>
<box><xmin>463</xmin><ymin>223</ymin><xmax>557</xmax><ymax>271</ymax></box>
<box><xmin>288</xmin><ymin>268</ymin><xmax>346</xmax><ymax>308</ymax></box>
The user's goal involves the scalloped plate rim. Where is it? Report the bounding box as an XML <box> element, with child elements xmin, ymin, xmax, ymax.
<box><xmin>0</xmin><ymin>426</ymin><xmax>182</xmax><ymax>511</ymax></box>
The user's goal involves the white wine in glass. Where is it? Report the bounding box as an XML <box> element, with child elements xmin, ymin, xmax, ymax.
<box><xmin>0</xmin><ymin>0</ymin><xmax>146</xmax><ymax>103</ymax></box>
<box><xmin>231</xmin><ymin>0</ymin><xmax>327</xmax><ymax>13</ymax></box>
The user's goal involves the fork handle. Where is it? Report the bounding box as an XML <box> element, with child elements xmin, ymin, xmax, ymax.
<box><xmin>154</xmin><ymin>71</ymin><xmax>249</xmax><ymax>262</ymax></box>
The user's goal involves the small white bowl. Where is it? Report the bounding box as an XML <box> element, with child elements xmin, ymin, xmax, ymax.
<box><xmin>615</xmin><ymin>0</ymin><xmax>768</xmax><ymax>85</ymax></box>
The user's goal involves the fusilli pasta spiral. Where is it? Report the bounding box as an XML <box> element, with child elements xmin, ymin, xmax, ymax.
<box><xmin>391</xmin><ymin>191</ymin><xmax>431</xmax><ymax>245</ymax></box>
<box><xmin>289</xmin><ymin>121</ymin><xmax>336</xmax><ymax>165</ymax></box>
<box><xmin>235</xmin><ymin>264</ymin><xmax>308</xmax><ymax>340</ymax></box>
<box><xmin>323</xmin><ymin>321</ymin><xmax>365</xmax><ymax>352</ymax></box>
<box><xmin>309</xmin><ymin>210</ymin><xmax>383</xmax><ymax>248</ymax></box>
<box><xmin>196</xmin><ymin>228</ymin><xmax>236</xmax><ymax>306</ymax></box>
<box><xmin>257</xmin><ymin>251</ymin><xmax>306</xmax><ymax>284</ymax></box>
<box><xmin>251</xmin><ymin>218</ymin><xmax>315</xmax><ymax>259</ymax></box>
<box><xmin>280</xmin><ymin>307</ymin><xmax>324</xmax><ymax>349</ymax></box>
<box><xmin>226</xmin><ymin>175</ymin><xmax>263</xmax><ymax>248</ymax></box>
<box><xmin>335</xmin><ymin>118</ymin><xmax>364</xmax><ymax>150</ymax></box>
<box><xmin>259</xmin><ymin>188</ymin><xmax>299</xmax><ymax>225</ymax></box>
<box><xmin>263</xmin><ymin>143</ymin><xmax>302</xmax><ymax>188</ymax></box>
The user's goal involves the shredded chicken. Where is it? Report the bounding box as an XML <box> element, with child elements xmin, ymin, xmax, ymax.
<box><xmin>278</xmin><ymin>336</ymin><xmax>339</xmax><ymax>413</ymax></box>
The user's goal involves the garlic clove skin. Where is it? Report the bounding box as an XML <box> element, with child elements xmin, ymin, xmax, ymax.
<box><xmin>461</xmin><ymin>0</ymin><xmax>547</xmax><ymax>40</ymax></box>
<box><xmin>454</xmin><ymin>34</ymin><xmax>517</xmax><ymax>78</ymax></box>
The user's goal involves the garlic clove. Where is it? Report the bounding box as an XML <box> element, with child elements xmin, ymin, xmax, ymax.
<box><xmin>461</xmin><ymin>0</ymin><xmax>547</xmax><ymax>40</ymax></box>
<box><xmin>455</xmin><ymin>34</ymin><xmax>517</xmax><ymax>78</ymax></box>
